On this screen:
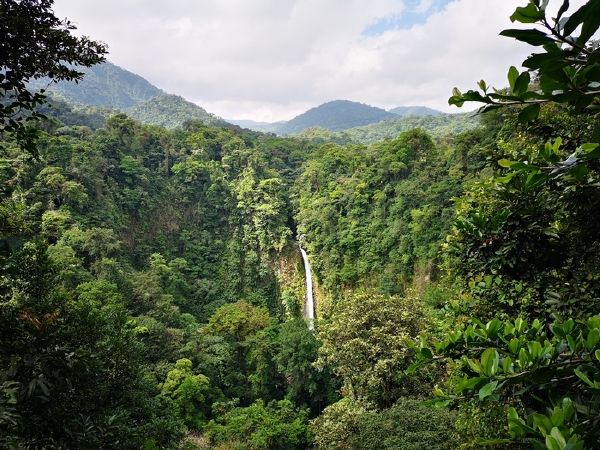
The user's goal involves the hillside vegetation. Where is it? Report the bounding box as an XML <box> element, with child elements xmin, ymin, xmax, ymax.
<box><xmin>388</xmin><ymin>105</ymin><xmax>444</xmax><ymax>116</ymax></box>
<box><xmin>127</xmin><ymin>94</ymin><xmax>225</xmax><ymax>129</ymax></box>
<box><xmin>29</xmin><ymin>61</ymin><xmax>162</xmax><ymax>109</ymax></box>
<box><xmin>297</xmin><ymin>112</ymin><xmax>480</xmax><ymax>145</ymax></box>
<box><xmin>278</xmin><ymin>100</ymin><xmax>395</xmax><ymax>134</ymax></box>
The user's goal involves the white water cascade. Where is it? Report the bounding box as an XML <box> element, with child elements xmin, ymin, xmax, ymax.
<box><xmin>299</xmin><ymin>246</ymin><xmax>315</xmax><ymax>331</ymax></box>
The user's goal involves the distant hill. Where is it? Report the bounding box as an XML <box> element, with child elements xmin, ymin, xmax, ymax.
<box><xmin>388</xmin><ymin>106</ymin><xmax>444</xmax><ymax>117</ymax></box>
<box><xmin>227</xmin><ymin>119</ymin><xmax>284</xmax><ymax>133</ymax></box>
<box><xmin>297</xmin><ymin>113</ymin><xmax>480</xmax><ymax>145</ymax></box>
<box><xmin>127</xmin><ymin>94</ymin><xmax>224</xmax><ymax>129</ymax></box>
<box><xmin>277</xmin><ymin>100</ymin><xmax>395</xmax><ymax>134</ymax></box>
<box><xmin>29</xmin><ymin>61</ymin><xmax>162</xmax><ymax>109</ymax></box>
<box><xmin>28</xmin><ymin>62</ymin><xmax>232</xmax><ymax>129</ymax></box>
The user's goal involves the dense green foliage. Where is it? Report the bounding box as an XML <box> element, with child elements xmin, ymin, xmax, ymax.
<box><xmin>407</xmin><ymin>2</ymin><xmax>600</xmax><ymax>449</ymax></box>
<box><xmin>3</xmin><ymin>0</ymin><xmax>600</xmax><ymax>448</ymax></box>
<box><xmin>0</xmin><ymin>0</ymin><xmax>107</xmax><ymax>152</ymax></box>
<box><xmin>330</xmin><ymin>112</ymin><xmax>480</xmax><ymax>144</ymax></box>
<box><xmin>295</xmin><ymin>128</ymin><xmax>466</xmax><ymax>293</ymax></box>
<box><xmin>0</xmin><ymin>98</ymin><xmax>335</xmax><ymax>447</ymax></box>
<box><xmin>311</xmin><ymin>397</ymin><xmax>457</xmax><ymax>450</ymax></box>
<box><xmin>127</xmin><ymin>94</ymin><xmax>225</xmax><ymax>129</ymax></box>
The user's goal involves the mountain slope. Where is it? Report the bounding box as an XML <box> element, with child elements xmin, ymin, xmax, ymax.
<box><xmin>127</xmin><ymin>94</ymin><xmax>224</xmax><ymax>128</ymax></box>
<box><xmin>388</xmin><ymin>106</ymin><xmax>444</xmax><ymax>117</ymax></box>
<box><xmin>277</xmin><ymin>100</ymin><xmax>395</xmax><ymax>134</ymax></box>
<box><xmin>297</xmin><ymin>113</ymin><xmax>480</xmax><ymax>144</ymax></box>
<box><xmin>29</xmin><ymin>61</ymin><xmax>162</xmax><ymax>109</ymax></box>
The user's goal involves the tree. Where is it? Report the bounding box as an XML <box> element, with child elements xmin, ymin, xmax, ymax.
<box><xmin>161</xmin><ymin>358</ymin><xmax>212</xmax><ymax>429</ymax></box>
<box><xmin>449</xmin><ymin>0</ymin><xmax>600</xmax><ymax>119</ymax></box>
<box><xmin>273</xmin><ymin>319</ymin><xmax>338</xmax><ymax>415</ymax></box>
<box><xmin>0</xmin><ymin>0</ymin><xmax>107</xmax><ymax>152</ymax></box>
<box><xmin>414</xmin><ymin>1</ymin><xmax>600</xmax><ymax>448</ymax></box>
<box><xmin>316</xmin><ymin>292</ymin><xmax>423</xmax><ymax>407</ymax></box>
<box><xmin>205</xmin><ymin>399</ymin><xmax>312</xmax><ymax>450</ymax></box>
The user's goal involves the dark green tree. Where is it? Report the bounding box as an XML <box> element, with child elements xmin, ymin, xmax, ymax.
<box><xmin>1</xmin><ymin>0</ymin><xmax>107</xmax><ymax>152</ymax></box>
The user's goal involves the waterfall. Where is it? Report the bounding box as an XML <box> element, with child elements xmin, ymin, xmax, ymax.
<box><xmin>299</xmin><ymin>246</ymin><xmax>315</xmax><ymax>331</ymax></box>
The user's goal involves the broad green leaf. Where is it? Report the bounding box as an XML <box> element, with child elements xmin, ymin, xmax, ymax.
<box><xmin>509</xmin><ymin>338</ymin><xmax>520</xmax><ymax>354</ymax></box>
<box><xmin>420</xmin><ymin>347</ymin><xmax>433</xmax><ymax>359</ymax></box>
<box><xmin>532</xmin><ymin>413</ymin><xmax>554</xmax><ymax>435</ymax></box>
<box><xmin>518</xmin><ymin>348</ymin><xmax>528</xmax><ymax>367</ymax></box>
<box><xmin>498</xmin><ymin>158</ymin><xmax>515</xmax><ymax>168</ymax></box>
<box><xmin>552</xmin><ymin>322</ymin><xmax>565</xmax><ymax>338</ymax></box>
<box><xmin>527</xmin><ymin>341</ymin><xmax>543</xmax><ymax>359</ymax></box>
<box><xmin>587</xmin><ymin>328</ymin><xmax>600</xmax><ymax>349</ymax></box>
<box><xmin>454</xmin><ymin>376</ymin><xmax>485</xmax><ymax>394</ymax></box>
<box><xmin>551</xmin><ymin>427</ymin><xmax>567</xmax><ymax>448</ymax></box>
<box><xmin>545</xmin><ymin>435</ymin><xmax>563</xmax><ymax>450</ymax></box>
<box><xmin>465</xmin><ymin>357</ymin><xmax>483</xmax><ymax>374</ymax></box>
<box><xmin>551</xmin><ymin>406</ymin><xmax>565</xmax><ymax>427</ymax></box>
<box><xmin>563</xmin><ymin>319</ymin><xmax>575</xmax><ymax>334</ymax></box>
<box><xmin>518</xmin><ymin>103</ymin><xmax>541</xmax><ymax>123</ymax></box>
<box><xmin>481</xmin><ymin>348</ymin><xmax>500</xmax><ymax>376</ymax></box>
<box><xmin>515</xmin><ymin>317</ymin><xmax>526</xmax><ymax>333</ymax></box>
<box><xmin>567</xmin><ymin>335</ymin><xmax>577</xmax><ymax>353</ymax></box>
<box><xmin>510</xmin><ymin>3</ymin><xmax>544</xmax><ymax>23</ymax></box>
<box><xmin>500</xmin><ymin>28</ymin><xmax>551</xmax><ymax>46</ymax></box>
<box><xmin>508</xmin><ymin>66</ymin><xmax>519</xmax><ymax>91</ymax></box>
<box><xmin>523</xmin><ymin>52</ymin><xmax>568</xmax><ymax>70</ymax></box>
<box><xmin>478</xmin><ymin>380</ymin><xmax>498</xmax><ymax>400</ymax></box>
<box><xmin>563</xmin><ymin>0</ymin><xmax>600</xmax><ymax>44</ymax></box>
<box><xmin>574</xmin><ymin>368</ymin><xmax>593</xmax><ymax>387</ymax></box>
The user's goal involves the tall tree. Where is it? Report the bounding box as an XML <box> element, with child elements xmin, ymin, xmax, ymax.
<box><xmin>0</xmin><ymin>0</ymin><xmax>107</xmax><ymax>152</ymax></box>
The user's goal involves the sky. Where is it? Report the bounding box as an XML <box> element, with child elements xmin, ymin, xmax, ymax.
<box><xmin>53</xmin><ymin>0</ymin><xmax>538</xmax><ymax>122</ymax></box>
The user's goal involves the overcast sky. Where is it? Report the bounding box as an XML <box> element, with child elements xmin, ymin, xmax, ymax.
<box><xmin>53</xmin><ymin>0</ymin><xmax>538</xmax><ymax>121</ymax></box>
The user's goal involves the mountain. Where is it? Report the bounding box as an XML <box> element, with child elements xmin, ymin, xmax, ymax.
<box><xmin>277</xmin><ymin>100</ymin><xmax>395</xmax><ymax>134</ymax></box>
<box><xmin>297</xmin><ymin>113</ymin><xmax>480</xmax><ymax>145</ymax></box>
<box><xmin>127</xmin><ymin>94</ymin><xmax>224</xmax><ymax>128</ymax></box>
<box><xmin>29</xmin><ymin>61</ymin><xmax>162</xmax><ymax>109</ymax></box>
<box><xmin>388</xmin><ymin>106</ymin><xmax>444</xmax><ymax>117</ymax></box>
<box><xmin>29</xmin><ymin>62</ymin><xmax>230</xmax><ymax>129</ymax></box>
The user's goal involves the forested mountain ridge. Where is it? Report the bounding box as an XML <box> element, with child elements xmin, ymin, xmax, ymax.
<box><xmin>28</xmin><ymin>60</ymin><xmax>163</xmax><ymax>109</ymax></box>
<box><xmin>29</xmin><ymin>61</ymin><xmax>226</xmax><ymax>129</ymax></box>
<box><xmin>127</xmin><ymin>94</ymin><xmax>225</xmax><ymax>129</ymax></box>
<box><xmin>388</xmin><ymin>105</ymin><xmax>444</xmax><ymax>116</ymax></box>
<box><xmin>277</xmin><ymin>100</ymin><xmax>395</xmax><ymax>134</ymax></box>
<box><xmin>231</xmin><ymin>103</ymin><xmax>466</xmax><ymax>137</ymax></box>
<box><xmin>296</xmin><ymin>111</ymin><xmax>480</xmax><ymax>145</ymax></box>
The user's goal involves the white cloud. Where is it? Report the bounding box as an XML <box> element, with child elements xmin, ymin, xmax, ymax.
<box><xmin>53</xmin><ymin>0</ymin><xmax>539</xmax><ymax>121</ymax></box>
